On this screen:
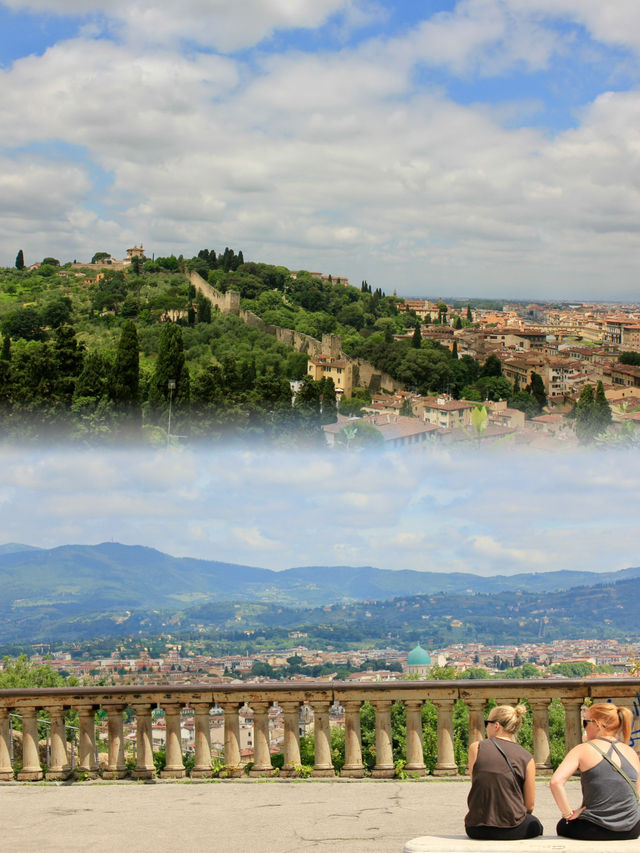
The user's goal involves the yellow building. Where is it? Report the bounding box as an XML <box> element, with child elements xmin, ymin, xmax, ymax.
<box><xmin>307</xmin><ymin>355</ymin><xmax>353</xmax><ymax>397</ymax></box>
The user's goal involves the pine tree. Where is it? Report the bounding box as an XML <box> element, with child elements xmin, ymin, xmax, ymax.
<box><xmin>412</xmin><ymin>324</ymin><xmax>422</xmax><ymax>349</ymax></box>
<box><xmin>15</xmin><ymin>249</ymin><xmax>24</xmax><ymax>271</ymax></box>
<box><xmin>148</xmin><ymin>323</ymin><xmax>189</xmax><ymax>419</ymax></box>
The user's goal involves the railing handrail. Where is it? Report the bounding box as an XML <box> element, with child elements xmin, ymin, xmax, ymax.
<box><xmin>1</xmin><ymin>676</ymin><xmax>639</xmax><ymax>702</ymax></box>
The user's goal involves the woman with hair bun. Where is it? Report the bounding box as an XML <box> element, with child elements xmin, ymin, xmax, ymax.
<box><xmin>551</xmin><ymin>702</ymin><xmax>640</xmax><ymax>841</ymax></box>
<box><xmin>465</xmin><ymin>704</ymin><xmax>544</xmax><ymax>840</ymax></box>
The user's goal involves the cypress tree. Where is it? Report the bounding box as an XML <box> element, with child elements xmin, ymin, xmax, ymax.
<box><xmin>594</xmin><ymin>380</ymin><xmax>612</xmax><ymax>433</ymax></box>
<box><xmin>412</xmin><ymin>324</ymin><xmax>422</xmax><ymax>349</ymax></box>
<box><xmin>575</xmin><ymin>384</ymin><xmax>596</xmax><ymax>443</ymax></box>
<box><xmin>111</xmin><ymin>320</ymin><xmax>141</xmax><ymax>432</ymax></box>
<box><xmin>15</xmin><ymin>249</ymin><xmax>24</xmax><ymax>271</ymax></box>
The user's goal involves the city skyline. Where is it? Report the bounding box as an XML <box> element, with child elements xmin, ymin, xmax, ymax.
<box><xmin>1</xmin><ymin>1</ymin><xmax>640</xmax><ymax>298</ymax></box>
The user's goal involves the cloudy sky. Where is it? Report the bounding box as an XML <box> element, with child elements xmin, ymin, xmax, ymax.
<box><xmin>1</xmin><ymin>1</ymin><xmax>640</xmax><ymax>299</ymax></box>
<box><xmin>1</xmin><ymin>444</ymin><xmax>638</xmax><ymax>577</ymax></box>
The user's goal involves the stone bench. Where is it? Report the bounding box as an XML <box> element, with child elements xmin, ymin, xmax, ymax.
<box><xmin>404</xmin><ymin>836</ymin><xmax>640</xmax><ymax>852</ymax></box>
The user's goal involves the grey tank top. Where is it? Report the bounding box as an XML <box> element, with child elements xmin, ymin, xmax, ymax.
<box><xmin>581</xmin><ymin>741</ymin><xmax>640</xmax><ymax>831</ymax></box>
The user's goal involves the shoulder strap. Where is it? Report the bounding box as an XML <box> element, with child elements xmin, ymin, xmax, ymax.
<box><xmin>491</xmin><ymin>739</ymin><xmax>523</xmax><ymax>790</ymax></box>
<box><xmin>587</xmin><ymin>741</ymin><xmax>640</xmax><ymax>803</ymax></box>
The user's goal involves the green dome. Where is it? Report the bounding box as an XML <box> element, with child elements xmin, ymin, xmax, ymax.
<box><xmin>407</xmin><ymin>644</ymin><xmax>431</xmax><ymax>666</ymax></box>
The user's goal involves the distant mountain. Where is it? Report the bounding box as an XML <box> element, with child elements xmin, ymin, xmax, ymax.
<box><xmin>0</xmin><ymin>542</ymin><xmax>639</xmax><ymax>643</ymax></box>
<box><xmin>0</xmin><ymin>543</ymin><xmax>42</xmax><ymax>555</ymax></box>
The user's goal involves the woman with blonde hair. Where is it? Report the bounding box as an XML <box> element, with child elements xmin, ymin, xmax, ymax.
<box><xmin>550</xmin><ymin>702</ymin><xmax>640</xmax><ymax>841</ymax></box>
<box><xmin>465</xmin><ymin>704</ymin><xmax>543</xmax><ymax>840</ymax></box>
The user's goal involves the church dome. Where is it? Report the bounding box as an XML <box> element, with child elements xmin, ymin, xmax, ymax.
<box><xmin>407</xmin><ymin>644</ymin><xmax>431</xmax><ymax>666</ymax></box>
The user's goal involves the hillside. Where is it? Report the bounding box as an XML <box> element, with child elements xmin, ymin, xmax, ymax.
<box><xmin>0</xmin><ymin>542</ymin><xmax>639</xmax><ymax>644</ymax></box>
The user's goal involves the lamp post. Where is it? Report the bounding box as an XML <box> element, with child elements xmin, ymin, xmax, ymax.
<box><xmin>167</xmin><ymin>379</ymin><xmax>176</xmax><ymax>446</ymax></box>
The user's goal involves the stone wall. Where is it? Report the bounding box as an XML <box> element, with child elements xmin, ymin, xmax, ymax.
<box><xmin>189</xmin><ymin>271</ymin><xmax>402</xmax><ymax>393</ymax></box>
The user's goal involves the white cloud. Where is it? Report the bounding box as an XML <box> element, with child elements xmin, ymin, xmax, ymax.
<box><xmin>2</xmin><ymin>0</ymin><xmax>356</xmax><ymax>51</ymax></box>
<box><xmin>470</xmin><ymin>535</ymin><xmax>547</xmax><ymax>566</ymax></box>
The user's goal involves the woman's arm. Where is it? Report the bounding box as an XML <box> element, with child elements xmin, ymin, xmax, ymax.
<box><xmin>468</xmin><ymin>740</ymin><xmax>479</xmax><ymax>781</ymax></box>
<box><xmin>550</xmin><ymin>746</ymin><xmax>582</xmax><ymax>818</ymax></box>
<box><xmin>523</xmin><ymin>758</ymin><xmax>536</xmax><ymax>813</ymax></box>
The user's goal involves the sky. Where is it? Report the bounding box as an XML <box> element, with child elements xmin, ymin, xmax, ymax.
<box><xmin>1</xmin><ymin>1</ymin><xmax>640</xmax><ymax>300</ymax></box>
<box><xmin>1</xmin><ymin>444</ymin><xmax>638</xmax><ymax>577</ymax></box>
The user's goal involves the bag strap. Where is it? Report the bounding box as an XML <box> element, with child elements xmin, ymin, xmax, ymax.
<box><xmin>491</xmin><ymin>738</ymin><xmax>523</xmax><ymax>789</ymax></box>
<box><xmin>587</xmin><ymin>741</ymin><xmax>640</xmax><ymax>803</ymax></box>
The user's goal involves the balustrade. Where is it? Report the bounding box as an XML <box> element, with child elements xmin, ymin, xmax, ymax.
<box><xmin>0</xmin><ymin>679</ymin><xmax>637</xmax><ymax>782</ymax></box>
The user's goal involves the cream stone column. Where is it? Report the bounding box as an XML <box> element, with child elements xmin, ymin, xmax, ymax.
<box><xmin>249</xmin><ymin>701</ymin><xmax>273</xmax><ymax>777</ymax></box>
<box><xmin>76</xmin><ymin>704</ymin><xmax>99</xmax><ymax>778</ymax></box>
<box><xmin>102</xmin><ymin>705</ymin><xmax>127</xmax><ymax>779</ymax></box>
<box><xmin>465</xmin><ymin>699</ymin><xmax>485</xmax><ymax>748</ymax></box>
<box><xmin>432</xmin><ymin>698</ymin><xmax>458</xmax><ymax>776</ymax></box>
<box><xmin>531</xmin><ymin>697</ymin><xmax>553</xmax><ymax>774</ymax></box>
<box><xmin>311</xmin><ymin>700</ymin><xmax>334</xmax><ymax>777</ymax></box>
<box><xmin>220</xmin><ymin>702</ymin><xmax>243</xmax><ymax>777</ymax></box>
<box><xmin>191</xmin><ymin>703</ymin><xmax>213</xmax><ymax>778</ymax></box>
<box><xmin>160</xmin><ymin>704</ymin><xmax>185</xmax><ymax>778</ymax></box>
<box><xmin>131</xmin><ymin>703</ymin><xmax>155</xmax><ymax>780</ymax></box>
<box><xmin>279</xmin><ymin>701</ymin><xmax>302</xmax><ymax>777</ymax></box>
<box><xmin>371</xmin><ymin>699</ymin><xmax>394</xmax><ymax>778</ymax></box>
<box><xmin>45</xmin><ymin>706</ymin><xmax>71</xmax><ymax>781</ymax></box>
<box><xmin>341</xmin><ymin>700</ymin><xmax>364</xmax><ymax>778</ymax></box>
<box><xmin>17</xmin><ymin>707</ymin><xmax>43</xmax><ymax>781</ymax></box>
<box><xmin>0</xmin><ymin>708</ymin><xmax>14</xmax><ymax>781</ymax></box>
<box><xmin>561</xmin><ymin>698</ymin><xmax>584</xmax><ymax>755</ymax></box>
<box><xmin>403</xmin><ymin>700</ymin><xmax>426</xmax><ymax>775</ymax></box>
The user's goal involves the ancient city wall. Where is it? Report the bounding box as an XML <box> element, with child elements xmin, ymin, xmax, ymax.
<box><xmin>189</xmin><ymin>271</ymin><xmax>402</xmax><ymax>393</ymax></box>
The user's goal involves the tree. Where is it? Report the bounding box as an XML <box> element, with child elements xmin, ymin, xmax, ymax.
<box><xmin>466</xmin><ymin>305</ymin><xmax>472</xmax><ymax>323</ymax></box>
<box><xmin>41</xmin><ymin>296</ymin><xmax>72</xmax><ymax>329</ymax></box>
<box><xmin>619</xmin><ymin>352</ymin><xmax>640</xmax><ymax>366</ymax></box>
<box><xmin>527</xmin><ymin>372</ymin><xmax>547</xmax><ymax>410</ymax></box>
<box><xmin>111</xmin><ymin>320</ymin><xmax>141</xmax><ymax>432</ymax></box>
<box><xmin>148</xmin><ymin>323</ymin><xmax>189</xmax><ymax>416</ymax></box>
<box><xmin>320</xmin><ymin>377</ymin><xmax>338</xmax><ymax>425</ymax></box>
<box><xmin>593</xmin><ymin>380</ymin><xmax>612</xmax><ymax>432</ymax></box>
<box><xmin>479</xmin><ymin>354</ymin><xmax>502</xmax><ymax>378</ymax></box>
<box><xmin>15</xmin><ymin>249</ymin><xmax>24</xmax><ymax>270</ymax></box>
<box><xmin>1</xmin><ymin>307</ymin><xmax>44</xmax><ymax>341</ymax></box>
<box><xmin>575</xmin><ymin>384</ymin><xmax>596</xmax><ymax>443</ymax></box>
<box><xmin>91</xmin><ymin>251</ymin><xmax>112</xmax><ymax>264</ymax></box>
<box><xmin>42</xmin><ymin>257</ymin><xmax>60</xmax><ymax>267</ymax></box>
<box><xmin>411</xmin><ymin>324</ymin><xmax>422</xmax><ymax>349</ymax></box>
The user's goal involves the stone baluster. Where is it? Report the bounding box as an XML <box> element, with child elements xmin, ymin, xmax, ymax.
<box><xmin>220</xmin><ymin>702</ymin><xmax>244</xmax><ymax>777</ymax></box>
<box><xmin>279</xmin><ymin>701</ymin><xmax>302</xmax><ymax>777</ymax></box>
<box><xmin>131</xmin><ymin>703</ymin><xmax>155</xmax><ymax>780</ymax></box>
<box><xmin>311</xmin><ymin>700</ymin><xmax>334</xmax><ymax>777</ymax></box>
<box><xmin>45</xmin><ymin>705</ymin><xmax>71</xmax><ymax>781</ymax></box>
<box><xmin>371</xmin><ymin>699</ymin><xmax>394</xmax><ymax>778</ymax></box>
<box><xmin>432</xmin><ymin>698</ymin><xmax>458</xmax><ymax>776</ymax></box>
<box><xmin>160</xmin><ymin>703</ymin><xmax>185</xmax><ymax>778</ymax></box>
<box><xmin>76</xmin><ymin>704</ymin><xmax>99</xmax><ymax>778</ymax></box>
<box><xmin>404</xmin><ymin>700</ymin><xmax>426</xmax><ymax>776</ymax></box>
<box><xmin>530</xmin><ymin>697</ymin><xmax>553</xmax><ymax>774</ymax></box>
<box><xmin>191</xmin><ymin>703</ymin><xmax>213</xmax><ymax>778</ymax></box>
<box><xmin>17</xmin><ymin>707</ymin><xmax>43</xmax><ymax>781</ymax></box>
<box><xmin>341</xmin><ymin>700</ymin><xmax>364</xmax><ymax>778</ymax></box>
<box><xmin>103</xmin><ymin>705</ymin><xmax>127</xmax><ymax>780</ymax></box>
<box><xmin>464</xmin><ymin>698</ymin><xmax>486</xmax><ymax>774</ymax></box>
<box><xmin>249</xmin><ymin>701</ymin><xmax>273</xmax><ymax>777</ymax></box>
<box><xmin>0</xmin><ymin>708</ymin><xmax>14</xmax><ymax>781</ymax></box>
<box><xmin>561</xmin><ymin>698</ymin><xmax>584</xmax><ymax>755</ymax></box>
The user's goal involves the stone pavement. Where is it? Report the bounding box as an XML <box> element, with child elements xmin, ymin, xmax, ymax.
<box><xmin>0</xmin><ymin>777</ymin><xmax>593</xmax><ymax>853</ymax></box>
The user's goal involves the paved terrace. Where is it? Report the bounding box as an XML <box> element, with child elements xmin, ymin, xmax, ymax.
<box><xmin>0</xmin><ymin>777</ymin><xmax>610</xmax><ymax>853</ymax></box>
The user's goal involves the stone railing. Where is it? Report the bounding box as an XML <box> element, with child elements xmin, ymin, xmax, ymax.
<box><xmin>1</xmin><ymin>678</ymin><xmax>638</xmax><ymax>782</ymax></box>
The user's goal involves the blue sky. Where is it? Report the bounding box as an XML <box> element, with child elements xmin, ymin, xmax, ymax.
<box><xmin>1</xmin><ymin>444</ymin><xmax>638</xmax><ymax>577</ymax></box>
<box><xmin>1</xmin><ymin>1</ymin><xmax>640</xmax><ymax>298</ymax></box>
